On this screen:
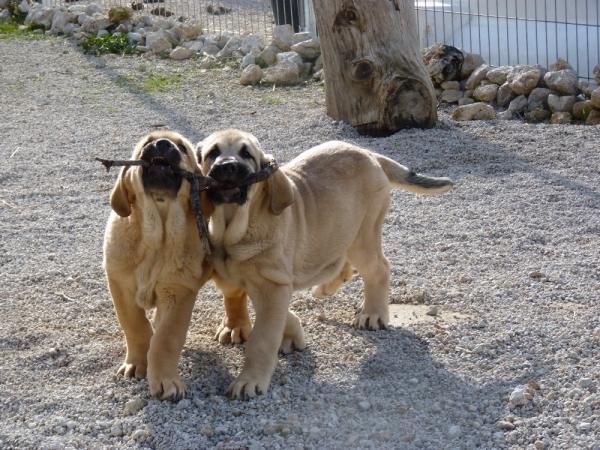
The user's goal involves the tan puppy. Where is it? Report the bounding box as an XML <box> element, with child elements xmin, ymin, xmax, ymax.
<box><xmin>197</xmin><ymin>129</ymin><xmax>453</xmax><ymax>399</ymax></box>
<box><xmin>103</xmin><ymin>131</ymin><xmax>245</xmax><ymax>401</ymax></box>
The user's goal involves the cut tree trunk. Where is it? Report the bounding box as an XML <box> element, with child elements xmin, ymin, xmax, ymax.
<box><xmin>312</xmin><ymin>0</ymin><xmax>437</xmax><ymax>136</ymax></box>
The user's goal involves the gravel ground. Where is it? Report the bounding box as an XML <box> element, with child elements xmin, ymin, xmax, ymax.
<box><xmin>1</xmin><ymin>36</ymin><xmax>600</xmax><ymax>450</ymax></box>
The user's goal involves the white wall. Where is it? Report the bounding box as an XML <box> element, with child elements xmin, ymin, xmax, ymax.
<box><xmin>415</xmin><ymin>0</ymin><xmax>600</xmax><ymax>79</ymax></box>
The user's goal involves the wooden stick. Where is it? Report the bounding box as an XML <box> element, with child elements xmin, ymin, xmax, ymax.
<box><xmin>188</xmin><ymin>176</ymin><xmax>211</xmax><ymax>255</ymax></box>
<box><xmin>95</xmin><ymin>157</ymin><xmax>280</xmax><ymax>256</ymax></box>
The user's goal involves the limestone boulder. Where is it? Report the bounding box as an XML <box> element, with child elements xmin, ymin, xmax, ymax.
<box><xmin>473</xmin><ymin>84</ymin><xmax>499</xmax><ymax>102</ymax></box>
<box><xmin>573</xmin><ymin>100</ymin><xmax>595</xmax><ymax>120</ymax></box>
<box><xmin>460</xmin><ymin>52</ymin><xmax>484</xmax><ymax>79</ymax></box>
<box><xmin>528</xmin><ymin>88</ymin><xmax>559</xmax><ymax>108</ymax></box>
<box><xmin>496</xmin><ymin>83</ymin><xmax>517</xmax><ymax>107</ymax></box>
<box><xmin>272</xmin><ymin>25</ymin><xmax>294</xmax><ymax>51</ymax></box>
<box><xmin>464</xmin><ymin>64</ymin><xmax>490</xmax><ymax>90</ymax></box>
<box><xmin>586</xmin><ymin>109</ymin><xmax>600</xmax><ymax>125</ymax></box>
<box><xmin>507</xmin><ymin>65</ymin><xmax>540</xmax><ymax>95</ymax></box>
<box><xmin>543</xmin><ymin>70</ymin><xmax>579</xmax><ymax>95</ymax></box>
<box><xmin>256</xmin><ymin>44</ymin><xmax>283</xmax><ymax>67</ymax></box>
<box><xmin>440</xmin><ymin>89</ymin><xmax>463</xmax><ymax>103</ymax></box>
<box><xmin>524</xmin><ymin>100</ymin><xmax>551</xmax><ymax>123</ymax></box>
<box><xmin>550</xmin><ymin>112</ymin><xmax>572</xmax><ymax>124</ymax></box>
<box><xmin>549</xmin><ymin>58</ymin><xmax>574</xmax><ymax>71</ymax></box>
<box><xmin>547</xmin><ymin>95</ymin><xmax>577</xmax><ymax>113</ymax></box>
<box><xmin>240</xmin><ymin>64</ymin><xmax>263</xmax><ymax>85</ymax></box>
<box><xmin>262</xmin><ymin>60</ymin><xmax>299</xmax><ymax>85</ymax></box>
<box><xmin>276</xmin><ymin>51</ymin><xmax>303</xmax><ymax>73</ymax></box>
<box><xmin>451</xmin><ymin>103</ymin><xmax>494</xmax><ymax>121</ymax></box>
<box><xmin>578</xmin><ymin>80</ymin><xmax>598</xmax><ymax>99</ymax></box>
<box><xmin>590</xmin><ymin>87</ymin><xmax>600</xmax><ymax>109</ymax></box>
<box><xmin>290</xmin><ymin>38</ymin><xmax>320</xmax><ymax>59</ymax></box>
<box><xmin>486</xmin><ymin>66</ymin><xmax>512</xmax><ymax>85</ymax></box>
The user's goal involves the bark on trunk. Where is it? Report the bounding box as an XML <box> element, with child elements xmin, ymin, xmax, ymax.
<box><xmin>313</xmin><ymin>0</ymin><xmax>437</xmax><ymax>136</ymax></box>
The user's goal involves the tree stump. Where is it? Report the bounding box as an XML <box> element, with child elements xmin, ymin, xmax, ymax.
<box><xmin>313</xmin><ymin>0</ymin><xmax>437</xmax><ymax>136</ymax></box>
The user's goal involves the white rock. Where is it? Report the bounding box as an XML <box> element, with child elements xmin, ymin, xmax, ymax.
<box><xmin>507</xmin><ymin>65</ymin><xmax>540</xmax><ymax>95</ymax></box>
<box><xmin>125</xmin><ymin>398</ymin><xmax>147</xmax><ymax>414</ymax></box>
<box><xmin>547</xmin><ymin>94</ymin><xmax>577</xmax><ymax>113</ymax></box>
<box><xmin>131</xmin><ymin>429</ymin><xmax>146</xmax><ymax>440</ymax></box>
<box><xmin>127</xmin><ymin>32</ymin><xmax>143</xmax><ymax>45</ymax></box>
<box><xmin>176</xmin><ymin>398</ymin><xmax>190</xmax><ymax>409</ymax></box>
<box><xmin>509</xmin><ymin>388</ymin><xmax>529</xmax><ymax>406</ymax></box>
<box><xmin>290</xmin><ymin>38</ymin><xmax>321</xmax><ymax>59</ymax></box>
<box><xmin>451</xmin><ymin>103</ymin><xmax>494</xmax><ymax>121</ymax></box>
<box><xmin>241</xmin><ymin>34</ymin><xmax>267</xmax><ymax>55</ymax></box>
<box><xmin>578</xmin><ymin>422</ymin><xmax>591</xmax><ymax>431</ymax></box>
<box><xmin>242</xmin><ymin>53</ymin><xmax>255</xmax><ymax>67</ymax></box>
<box><xmin>272</xmin><ymin>25</ymin><xmax>294</xmax><ymax>51</ymax></box>
<box><xmin>262</xmin><ymin>60</ymin><xmax>299</xmax><ymax>85</ymax></box>
<box><xmin>292</xmin><ymin>31</ymin><xmax>313</xmax><ymax>45</ymax></box>
<box><xmin>544</xmin><ymin>69</ymin><xmax>579</xmax><ymax>95</ymax></box>
<box><xmin>447</xmin><ymin>425</ymin><xmax>461</xmax><ymax>438</ymax></box>
<box><xmin>18</xmin><ymin>0</ymin><xmax>30</xmax><ymax>14</ymax></box>
<box><xmin>276</xmin><ymin>51</ymin><xmax>303</xmax><ymax>72</ymax></box>
<box><xmin>170</xmin><ymin>46</ymin><xmax>191</xmax><ymax>60</ymax></box>
<box><xmin>240</xmin><ymin>64</ymin><xmax>263</xmax><ymax>86</ymax></box>
<box><xmin>357</xmin><ymin>401</ymin><xmax>371</xmax><ymax>410</ymax></box>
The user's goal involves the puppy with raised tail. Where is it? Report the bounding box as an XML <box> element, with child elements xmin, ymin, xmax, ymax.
<box><xmin>197</xmin><ymin>129</ymin><xmax>453</xmax><ymax>399</ymax></box>
<box><xmin>103</xmin><ymin>131</ymin><xmax>245</xmax><ymax>401</ymax></box>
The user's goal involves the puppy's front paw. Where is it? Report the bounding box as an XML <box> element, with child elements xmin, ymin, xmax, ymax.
<box><xmin>353</xmin><ymin>305</ymin><xmax>388</xmax><ymax>330</ymax></box>
<box><xmin>215</xmin><ymin>316</ymin><xmax>253</xmax><ymax>344</ymax></box>
<box><xmin>227</xmin><ymin>372</ymin><xmax>271</xmax><ymax>400</ymax></box>
<box><xmin>148</xmin><ymin>372</ymin><xmax>187</xmax><ymax>402</ymax></box>
<box><xmin>117</xmin><ymin>361</ymin><xmax>147</xmax><ymax>379</ymax></box>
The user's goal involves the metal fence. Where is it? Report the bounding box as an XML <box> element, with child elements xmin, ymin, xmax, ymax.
<box><xmin>415</xmin><ymin>0</ymin><xmax>600</xmax><ymax>80</ymax></box>
<box><xmin>47</xmin><ymin>0</ymin><xmax>599</xmax><ymax>80</ymax></box>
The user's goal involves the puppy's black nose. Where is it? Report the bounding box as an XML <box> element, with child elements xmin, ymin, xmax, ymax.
<box><xmin>217</xmin><ymin>160</ymin><xmax>238</xmax><ymax>177</ymax></box>
<box><xmin>155</xmin><ymin>139</ymin><xmax>174</xmax><ymax>153</ymax></box>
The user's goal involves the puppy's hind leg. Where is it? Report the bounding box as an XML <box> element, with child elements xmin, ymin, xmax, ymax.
<box><xmin>348</xmin><ymin>208</ymin><xmax>391</xmax><ymax>330</ymax></box>
<box><xmin>213</xmin><ymin>272</ymin><xmax>253</xmax><ymax>344</ymax></box>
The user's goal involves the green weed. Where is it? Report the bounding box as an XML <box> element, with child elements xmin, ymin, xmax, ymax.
<box><xmin>261</xmin><ymin>96</ymin><xmax>280</xmax><ymax>105</ymax></box>
<box><xmin>79</xmin><ymin>33</ymin><xmax>135</xmax><ymax>56</ymax></box>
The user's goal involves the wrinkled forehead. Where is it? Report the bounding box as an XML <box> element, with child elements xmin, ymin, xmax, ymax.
<box><xmin>202</xmin><ymin>130</ymin><xmax>259</xmax><ymax>156</ymax></box>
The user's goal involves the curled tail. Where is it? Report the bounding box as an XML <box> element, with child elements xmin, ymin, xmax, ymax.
<box><xmin>375</xmin><ymin>154</ymin><xmax>453</xmax><ymax>195</ymax></box>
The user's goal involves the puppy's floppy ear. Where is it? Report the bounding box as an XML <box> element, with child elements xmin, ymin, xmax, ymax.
<box><xmin>261</xmin><ymin>154</ymin><xmax>294</xmax><ymax>215</ymax></box>
<box><xmin>110</xmin><ymin>166</ymin><xmax>134</xmax><ymax>217</ymax></box>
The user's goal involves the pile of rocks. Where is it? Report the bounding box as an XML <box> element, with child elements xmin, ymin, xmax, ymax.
<box><xmin>0</xmin><ymin>1</ymin><xmax>322</xmax><ymax>86</ymax></box>
<box><xmin>422</xmin><ymin>43</ymin><xmax>600</xmax><ymax>125</ymax></box>
<box><xmin>4</xmin><ymin>1</ymin><xmax>600</xmax><ymax>125</ymax></box>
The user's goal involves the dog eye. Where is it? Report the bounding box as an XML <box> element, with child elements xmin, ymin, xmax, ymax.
<box><xmin>239</xmin><ymin>145</ymin><xmax>252</xmax><ymax>159</ymax></box>
<box><xmin>177</xmin><ymin>144</ymin><xmax>187</xmax><ymax>154</ymax></box>
<box><xmin>206</xmin><ymin>145</ymin><xmax>220</xmax><ymax>159</ymax></box>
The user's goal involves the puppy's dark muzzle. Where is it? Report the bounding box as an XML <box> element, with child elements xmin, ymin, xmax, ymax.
<box><xmin>207</xmin><ymin>159</ymin><xmax>252</xmax><ymax>205</ymax></box>
<box><xmin>141</xmin><ymin>139</ymin><xmax>184</xmax><ymax>195</ymax></box>
<box><xmin>208</xmin><ymin>159</ymin><xmax>251</xmax><ymax>185</ymax></box>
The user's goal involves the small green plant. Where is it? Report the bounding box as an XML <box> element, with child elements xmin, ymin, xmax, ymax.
<box><xmin>261</xmin><ymin>96</ymin><xmax>280</xmax><ymax>105</ymax></box>
<box><xmin>0</xmin><ymin>22</ymin><xmax>48</xmax><ymax>40</ymax></box>
<box><xmin>142</xmin><ymin>74</ymin><xmax>180</xmax><ymax>92</ymax></box>
<box><xmin>79</xmin><ymin>33</ymin><xmax>135</xmax><ymax>56</ymax></box>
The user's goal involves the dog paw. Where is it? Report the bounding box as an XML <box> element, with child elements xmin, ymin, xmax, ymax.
<box><xmin>148</xmin><ymin>374</ymin><xmax>187</xmax><ymax>402</ymax></box>
<box><xmin>310</xmin><ymin>285</ymin><xmax>331</xmax><ymax>298</ymax></box>
<box><xmin>215</xmin><ymin>318</ymin><xmax>253</xmax><ymax>344</ymax></box>
<box><xmin>227</xmin><ymin>372</ymin><xmax>271</xmax><ymax>400</ymax></box>
<box><xmin>117</xmin><ymin>361</ymin><xmax>147</xmax><ymax>379</ymax></box>
<box><xmin>280</xmin><ymin>330</ymin><xmax>306</xmax><ymax>355</ymax></box>
<box><xmin>353</xmin><ymin>308</ymin><xmax>388</xmax><ymax>330</ymax></box>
